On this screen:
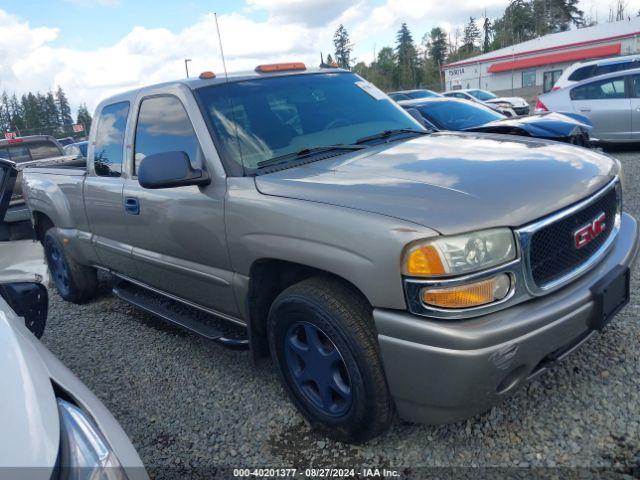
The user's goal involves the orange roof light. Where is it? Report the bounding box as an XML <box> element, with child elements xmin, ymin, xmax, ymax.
<box><xmin>255</xmin><ymin>62</ymin><xmax>306</xmax><ymax>73</ymax></box>
<box><xmin>199</xmin><ymin>71</ymin><xmax>216</xmax><ymax>79</ymax></box>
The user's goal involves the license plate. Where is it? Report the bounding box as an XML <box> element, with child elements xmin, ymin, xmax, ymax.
<box><xmin>590</xmin><ymin>265</ymin><xmax>630</xmax><ymax>331</ymax></box>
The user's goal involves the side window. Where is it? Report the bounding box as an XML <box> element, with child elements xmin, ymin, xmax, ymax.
<box><xmin>522</xmin><ymin>70</ymin><xmax>536</xmax><ymax>88</ymax></box>
<box><xmin>94</xmin><ymin>101</ymin><xmax>130</xmax><ymax>177</ymax></box>
<box><xmin>570</xmin><ymin>77</ymin><xmax>627</xmax><ymax>101</ymax></box>
<box><xmin>595</xmin><ymin>61</ymin><xmax>635</xmax><ymax>77</ymax></box>
<box><xmin>568</xmin><ymin>65</ymin><xmax>595</xmax><ymax>82</ymax></box>
<box><xmin>134</xmin><ymin>96</ymin><xmax>200</xmax><ymax>174</ymax></box>
<box><xmin>632</xmin><ymin>75</ymin><xmax>640</xmax><ymax>98</ymax></box>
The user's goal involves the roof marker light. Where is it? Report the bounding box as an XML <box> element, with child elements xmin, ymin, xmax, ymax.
<box><xmin>199</xmin><ymin>71</ymin><xmax>216</xmax><ymax>80</ymax></box>
<box><xmin>255</xmin><ymin>62</ymin><xmax>306</xmax><ymax>73</ymax></box>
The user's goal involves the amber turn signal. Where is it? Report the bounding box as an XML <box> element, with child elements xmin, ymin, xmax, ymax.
<box><xmin>255</xmin><ymin>62</ymin><xmax>306</xmax><ymax>73</ymax></box>
<box><xmin>403</xmin><ymin>245</ymin><xmax>445</xmax><ymax>276</ymax></box>
<box><xmin>421</xmin><ymin>274</ymin><xmax>511</xmax><ymax>309</ymax></box>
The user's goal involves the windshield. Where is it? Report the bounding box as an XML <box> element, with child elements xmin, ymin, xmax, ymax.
<box><xmin>0</xmin><ymin>140</ymin><xmax>63</xmax><ymax>163</ymax></box>
<box><xmin>406</xmin><ymin>90</ymin><xmax>439</xmax><ymax>99</ymax></box>
<box><xmin>418</xmin><ymin>101</ymin><xmax>504</xmax><ymax>130</ymax></box>
<box><xmin>468</xmin><ymin>90</ymin><xmax>497</xmax><ymax>101</ymax></box>
<box><xmin>196</xmin><ymin>72</ymin><xmax>422</xmax><ymax>172</ymax></box>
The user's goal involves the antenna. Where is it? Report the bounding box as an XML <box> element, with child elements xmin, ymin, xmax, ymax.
<box><xmin>214</xmin><ymin>12</ymin><xmax>229</xmax><ymax>83</ymax></box>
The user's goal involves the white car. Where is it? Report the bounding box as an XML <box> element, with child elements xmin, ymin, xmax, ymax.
<box><xmin>536</xmin><ymin>67</ymin><xmax>640</xmax><ymax>143</ymax></box>
<box><xmin>551</xmin><ymin>54</ymin><xmax>640</xmax><ymax>91</ymax></box>
<box><xmin>0</xmin><ymin>159</ymin><xmax>147</xmax><ymax>480</ymax></box>
<box><xmin>443</xmin><ymin>89</ymin><xmax>529</xmax><ymax>116</ymax></box>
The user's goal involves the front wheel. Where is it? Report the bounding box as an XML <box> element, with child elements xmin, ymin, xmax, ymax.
<box><xmin>43</xmin><ymin>230</ymin><xmax>98</xmax><ymax>303</ymax></box>
<box><xmin>268</xmin><ymin>277</ymin><xmax>394</xmax><ymax>443</ymax></box>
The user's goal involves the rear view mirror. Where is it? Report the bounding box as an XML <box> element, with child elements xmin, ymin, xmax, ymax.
<box><xmin>138</xmin><ymin>151</ymin><xmax>210</xmax><ymax>189</ymax></box>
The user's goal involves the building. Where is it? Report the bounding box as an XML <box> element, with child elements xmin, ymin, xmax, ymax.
<box><xmin>442</xmin><ymin>18</ymin><xmax>640</xmax><ymax>100</ymax></box>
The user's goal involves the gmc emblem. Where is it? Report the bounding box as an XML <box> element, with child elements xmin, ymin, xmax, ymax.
<box><xmin>574</xmin><ymin>212</ymin><xmax>606</xmax><ymax>249</ymax></box>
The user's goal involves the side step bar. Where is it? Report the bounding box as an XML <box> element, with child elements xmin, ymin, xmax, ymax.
<box><xmin>112</xmin><ymin>281</ymin><xmax>249</xmax><ymax>350</ymax></box>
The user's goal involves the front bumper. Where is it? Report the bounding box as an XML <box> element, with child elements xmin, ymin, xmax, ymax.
<box><xmin>374</xmin><ymin>212</ymin><xmax>639</xmax><ymax>425</ymax></box>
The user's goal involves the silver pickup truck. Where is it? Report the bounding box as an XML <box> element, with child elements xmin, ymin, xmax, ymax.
<box><xmin>22</xmin><ymin>64</ymin><xmax>639</xmax><ymax>443</ymax></box>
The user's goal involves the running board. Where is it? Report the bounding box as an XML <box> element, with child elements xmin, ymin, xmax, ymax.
<box><xmin>112</xmin><ymin>281</ymin><xmax>249</xmax><ymax>350</ymax></box>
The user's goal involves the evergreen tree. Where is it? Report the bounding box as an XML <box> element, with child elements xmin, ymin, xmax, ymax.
<box><xmin>427</xmin><ymin>27</ymin><xmax>448</xmax><ymax>66</ymax></box>
<box><xmin>333</xmin><ymin>24</ymin><xmax>353</xmax><ymax>69</ymax></box>
<box><xmin>461</xmin><ymin>17</ymin><xmax>481</xmax><ymax>56</ymax></box>
<box><xmin>326</xmin><ymin>53</ymin><xmax>334</xmax><ymax>65</ymax></box>
<box><xmin>55</xmin><ymin>86</ymin><xmax>73</xmax><ymax>125</ymax></box>
<box><xmin>76</xmin><ymin>103</ymin><xmax>93</xmax><ymax>134</ymax></box>
<box><xmin>9</xmin><ymin>94</ymin><xmax>24</xmax><ymax>133</ymax></box>
<box><xmin>43</xmin><ymin>92</ymin><xmax>60</xmax><ymax>129</ymax></box>
<box><xmin>395</xmin><ymin>23</ymin><xmax>419</xmax><ymax>89</ymax></box>
<box><xmin>482</xmin><ymin>17</ymin><xmax>493</xmax><ymax>52</ymax></box>
<box><xmin>0</xmin><ymin>92</ymin><xmax>10</xmax><ymax>132</ymax></box>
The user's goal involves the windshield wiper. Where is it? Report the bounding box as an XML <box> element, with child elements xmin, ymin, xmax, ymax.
<box><xmin>355</xmin><ymin>128</ymin><xmax>428</xmax><ymax>145</ymax></box>
<box><xmin>257</xmin><ymin>144</ymin><xmax>366</xmax><ymax>169</ymax></box>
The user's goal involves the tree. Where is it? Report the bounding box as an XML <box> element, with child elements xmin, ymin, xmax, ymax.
<box><xmin>326</xmin><ymin>53</ymin><xmax>334</xmax><ymax>65</ymax></box>
<box><xmin>395</xmin><ymin>23</ymin><xmax>419</xmax><ymax>89</ymax></box>
<box><xmin>43</xmin><ymin>91</ymin><xmax>60</xmax><ymax>129</ymax></box>
<box><xmin>427</xmin><ymin>27</ymin><xmax>448</xmax><ymax>66</ymax></box>
<box><xmin>77</xmin><ymin>103</ymin><xmax>93</xmax><ymax>134</ymax></box>
<box><xmin>333</xmin><ymin>24</ymin><xmax>353</xmax><ymax>69</ymax></box>
<box><xmin>461</xmin><ymin>17</ymin><xmax>481</xmax><ymax>56</ymax></box>
<box><xmin>55</xmin><ymin>86</ymin><xmax>73</xmax><ymax>126</ymax></box>
<box><xmin>482</xmin><ymin>17</ymin><xmax>493</xmax><ymax>52</ymax></box>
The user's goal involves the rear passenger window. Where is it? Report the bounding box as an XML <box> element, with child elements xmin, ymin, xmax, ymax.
<box><xmin>94</xmin><ymin>101</ymin><xmax>130</xmax><ymax>177</ymax></box>
<box><xmin>568</xmin><ymin>65</ymin><xmax>595</xmax><ymax>82</ymax></box>
<box><xmin>134</xmin><ymin>96</ymin><xmax>200</xmax><ymax>174</ymax></box>
<box><xmin>594</xmin><ymin>61</ymin><xmax>636</xmax><ymax>77</ymax></box>
<box><xmin>570</xmin><ymin>77</ymin><xmax>627</xmax><ymax>100</ymax></box>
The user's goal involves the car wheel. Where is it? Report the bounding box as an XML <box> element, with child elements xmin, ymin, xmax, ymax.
<box><xmin>43</xmin><ymin>230</ymin><xmax>97</xmax><ymax>303</ymax></box>
<box><xmin>268</xmin><ymin>277</ymin><xmax>394</xmax><ymax>443</ymax></box>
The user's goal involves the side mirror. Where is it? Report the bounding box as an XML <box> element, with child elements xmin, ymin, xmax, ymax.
<box><xmin>138</xmin><ymin>151</ymin><xmax>210</xmax><ymax>189</ymax></box>
<box><xmin>0</xmin><ymin>282</ymin><xmax>48</xmax><ymax>338</ymax></box>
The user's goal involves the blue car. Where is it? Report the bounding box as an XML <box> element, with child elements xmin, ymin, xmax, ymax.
<box><xmin>388</xmin><ymin>89</ymin><xmax>442</xmax><ymax>102</ymax></box>
<box><xmin>399</xmin><ymin>97</ymin><xmax>593</xmax><ymax>147</ymax></box>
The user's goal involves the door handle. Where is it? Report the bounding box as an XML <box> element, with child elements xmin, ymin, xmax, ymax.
<box><xmin>124</xmin><ymin>197</ymin><xmax>140</xmax><ymax>215</ymax></box>
<box><xmin>579</xmin><ymin>108</ymin><xmax>591</xmax><ymax>113</ymax></box>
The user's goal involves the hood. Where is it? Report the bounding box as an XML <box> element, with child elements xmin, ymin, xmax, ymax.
<box><xmin>0</xmin><ymin>298</ymin><xmax>59</xmax><ymax>471</ymax></box>
<box><xmin>465</xmin><ymin>112</ymin><xmax>591</xmax><ymax>138</ymax></box>
<box><xmin>255</xmin><ymin>132</ymin><xmax>617</xmax><ymax>235</ymax></box>
<box><xmin>486</xmin><ymin>97</ymin><xmax>528</xmax><ymax>108</ymax></box>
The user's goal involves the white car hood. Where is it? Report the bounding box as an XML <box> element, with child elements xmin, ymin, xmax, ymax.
<box><xmin>0</xmin><ymin>297</ymin><xmax>59</xmax><ymax>472</ymax></box>
<box><xmin>487</xmin><ymin>96</ymin><xmax>528</xmax><ymax>108</ymax></box>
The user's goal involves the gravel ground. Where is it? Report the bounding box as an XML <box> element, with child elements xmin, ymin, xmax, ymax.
<box><xmin>41</xmin><ymin>148</ymin><xmax>640</xmax><ymax>479</ymax></box>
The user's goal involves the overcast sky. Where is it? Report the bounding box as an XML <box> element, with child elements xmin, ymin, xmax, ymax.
<box><xmin>1</xmin><ymin>0</ymin><xmax>639</xmax><ymax>115</ymax></box>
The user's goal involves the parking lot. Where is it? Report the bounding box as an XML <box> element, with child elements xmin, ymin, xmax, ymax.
<box><xmin>40</xmin><ymin>148</ymin><xmax>640</xmax><ymax>477</ymax></box>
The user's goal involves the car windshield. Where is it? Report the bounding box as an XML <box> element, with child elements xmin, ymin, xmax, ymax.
<box><xmin>196</xmin><ymin>72</ymin><xmax>423</xmax><ymax>172</ymax></box>
<box><xmin>0</xmin><ymin>140</ymin><xmax>63</xmax><ymax>163</ymax></box>
<box><xmin>406</xmin><ymin>90</ymin><xmax>439</xmax><ymax>99</ymax></box>
<box><xmin>468</xmin><ymin>90</ymin><xmax>497</xmax><ymax>101</ymax></box>
<box><xmin>418</xmin><ymin>101</ymin><xmax>504</xmax><ymax>130</ymax></box>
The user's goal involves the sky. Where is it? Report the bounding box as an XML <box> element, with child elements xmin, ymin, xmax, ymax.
<box><xmin>0</xmin><ymin>0</ymin><xmax>639</xmax><ymax>116</ymax></box>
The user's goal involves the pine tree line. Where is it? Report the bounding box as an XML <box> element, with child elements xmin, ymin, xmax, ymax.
<box><xmin>331</xmin><ymin>0</ymin><xmax>591</xmax><ymax>91</ymax></box>
<box><xmin>0</xmin><ymin>86</ymin><xmax>92</xmax><ymax>138</ymax></box>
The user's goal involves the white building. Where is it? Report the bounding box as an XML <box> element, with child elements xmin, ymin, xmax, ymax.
<box><xmin>442</xmin><ymin>18</ymin><xmax>640</xmax><ymax>97</ymax></box>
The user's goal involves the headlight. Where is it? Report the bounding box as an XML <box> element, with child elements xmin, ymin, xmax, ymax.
<box><xmin>402</xmin><ymin>228</ymin><xmax>516</xmax><ymax>277</ymax></box>
<box><xmin>421</xmin><ymin>273</ymin><xmax>512</xmax><ymax>309</ymax></box>
<box><xmin>57</xmin><ymin>399</ymin><xmax>128</xmax><ymax>480</ymax></box>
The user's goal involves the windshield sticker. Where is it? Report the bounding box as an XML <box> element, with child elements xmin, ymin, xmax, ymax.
<box><xmin>355</xmin><ymin>81</ymin><xmax>387</xmax><ymax>100</ymax></box>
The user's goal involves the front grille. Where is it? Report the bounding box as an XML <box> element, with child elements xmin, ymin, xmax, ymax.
<box><xmin>528</xmin><ymin>185</ymin><xmax>618</xmax><ymax>287</ymax></box>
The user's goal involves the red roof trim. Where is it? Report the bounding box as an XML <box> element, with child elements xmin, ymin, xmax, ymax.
<box><xmin>443</xmin><ymin>30</ymin><xmax>640</xmax><ymax>69</ymax></box>
<box><xmin>487</xmin><ymin>43</ymin><xmax>621</xmax><ymax>73</ymax></box>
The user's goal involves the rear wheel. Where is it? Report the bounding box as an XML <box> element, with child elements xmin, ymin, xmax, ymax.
<box><xmin>43</xmin><ymin>230</ymin><xmax>97</xmax><ymax>303</ymax></box>
<box><xmin>268</xmin><ymin>277</ymin><xmax>394</xmax><ymax>443</ymax></box>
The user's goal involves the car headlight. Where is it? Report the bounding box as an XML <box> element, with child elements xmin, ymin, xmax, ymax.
<box><xmin>57</xmin><ymin>399</ymin><xmax>128</xmax><ymax>480</ymax></box>
<box><xmin>402</xmin><ymin>228</ymin><xmax>516</xmax><ymax>277</ymax></box>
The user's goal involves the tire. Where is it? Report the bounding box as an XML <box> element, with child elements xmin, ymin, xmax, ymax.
<box><xmin>268</xmin><ymin>277</ymin><xmax>394</xmax><ymax>443</ymax></box>
<box><xmin>43</xmin><ymin>230</ymin><xmax>98</xmax><ymax>303</ymax></box>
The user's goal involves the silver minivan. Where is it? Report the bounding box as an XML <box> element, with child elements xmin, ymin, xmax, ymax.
<box><xmin>536</xmin><ymin>67</ymin><xmax>640</xmax><ymax>142</ymax></box>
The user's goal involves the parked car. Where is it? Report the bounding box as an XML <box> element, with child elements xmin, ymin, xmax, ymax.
<box><xmin>388</xmin><ymin>89</ymin><xmax>441</xmax><ymax>101</ymax></box>
<box><xmin>0</xmin><ymin>159</ymin><xmax>147</xmax><ymax>479</ymax></box>
<box><xmin>63</xmin><ymin>141</ymin><xmax>89</xmax><ymax>160</ymax></box>
<box><xmin>23</xmin><ymin>64</ymin><xmax>638</xmax><ymax>443</ymax></box>
<box><xmin>444</xmin><ymin>89</ymin><xmax>529</xmax><ymax>116</ymax></box>
<box><xmin>551</xmin><ymin>54</ymin><xmax>640</xmax><ymax>91</ymax></box>
<box><xmin>0</xmin><ymin>135</ymin><xmax>78</xmax><ymax>226</ymax></box>
<box><xmin>399</xmin><ymin>97</ymin><xmax>592</xmax><ymax>146</ymax></box>
<box><xmin>536</xmin><ymin>67</ymin><xmax>640</xmax><ymax>143</ymax></box>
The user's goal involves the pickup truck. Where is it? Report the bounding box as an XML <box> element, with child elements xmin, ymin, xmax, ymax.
<box><xmin>22</xmin><ymin>64</ymin><xmax>639</xmax><ymax>443</ymax></box>
<box><xmin>0</xmin><ymin>135</ymin><xmax>79</xmax><ymax>232</ymax></box>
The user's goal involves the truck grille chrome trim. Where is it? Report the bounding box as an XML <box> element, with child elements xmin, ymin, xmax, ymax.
<box><xmin>517</xmin><ymin>177</ymin><xmax>620</xmax><ymax>296</ymax></box>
